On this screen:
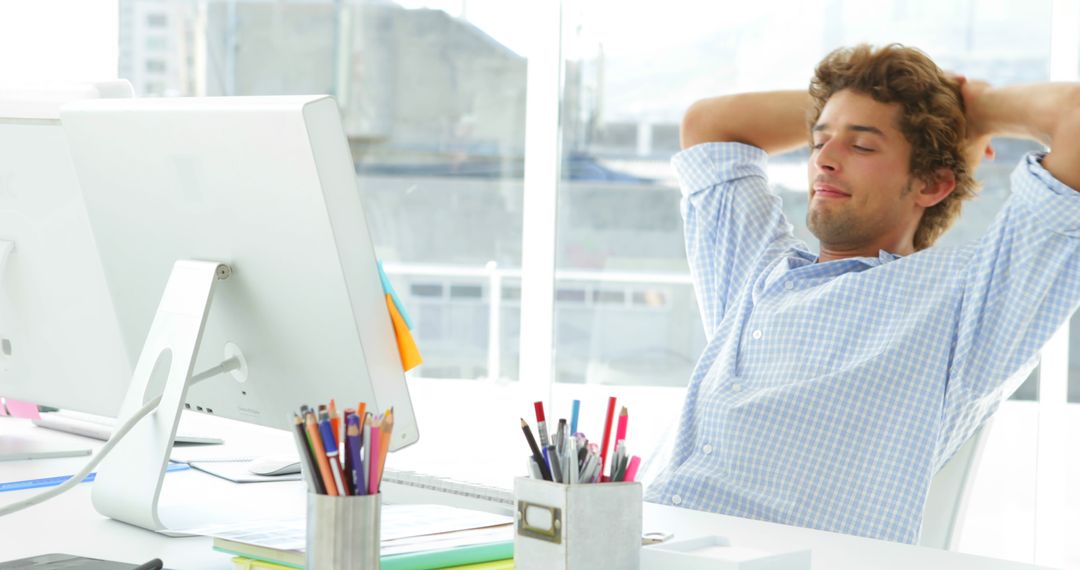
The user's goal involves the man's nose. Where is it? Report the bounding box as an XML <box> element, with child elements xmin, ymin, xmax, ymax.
<box><xmin>814</xmin><ymin>142</ymin><xmax>840</xmax><ymax>173</ymax></box>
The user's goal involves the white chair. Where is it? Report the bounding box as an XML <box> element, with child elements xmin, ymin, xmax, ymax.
<box><xmin>918</xmin><ymin>419</ymin><xmax>994</xmax><ymax>550</ymax></box>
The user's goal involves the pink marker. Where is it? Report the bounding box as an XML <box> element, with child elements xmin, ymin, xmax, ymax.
<box><xmin>623</xmin><ymin>456</ymin><xmax>641</xmax><ymax>482</ymax></box>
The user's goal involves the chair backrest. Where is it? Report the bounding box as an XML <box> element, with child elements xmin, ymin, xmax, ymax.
<box><xmin>918</xmin><ymin>418</ymin><xmax>994</xmax><ymax>550</ymax></box>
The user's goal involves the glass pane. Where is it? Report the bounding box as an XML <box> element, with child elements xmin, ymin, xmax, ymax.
<box><xmin>556</xmin><ymin>0</ymin><xmax>1053</xmax><ymax>560</ymax></box>
<box><xmin>119</xmin><ymin>0</ymin><xmax>528</xmax><ymax>486</ymax></box>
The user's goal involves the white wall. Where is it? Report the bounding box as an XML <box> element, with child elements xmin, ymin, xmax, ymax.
<box><xmin>0</xmin><ymin>0</ymin><xmax>118</xmax><ymax>83</ymax></box>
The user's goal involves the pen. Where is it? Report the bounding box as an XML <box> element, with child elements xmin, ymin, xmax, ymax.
<box><xmin>546</xmin><ymin>444</ymin><xmax>562</xmax><ymax>483</ymax></box>
<box><xmin>599</xmin><ymin>396</ymin><xmax>616</xmax><ymax>481</ymax></box>
<box><xmin>570</xmin><ymin>399</ymin><xmax>580</xmax><ymax>434</ymax></box>
<box><xmin>318</xmin><ymin>411</ymin><xmax>348</xmax><ymax>495</ymax></box>
<box><xmin>534</xmin><ymin>401</ymin><xmax>550</xmax><ymax>448</ymax></box>
<box><xmin>520</xmin><ymin>418</ymin><xmax>552</xmax><ymax>481</ymax></box>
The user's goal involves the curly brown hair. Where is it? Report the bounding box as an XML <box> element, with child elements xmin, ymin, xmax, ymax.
<box><xmin>809</xmin><ymin>44</ymin><xmax>977</xmax><ymax>250</ymax></box>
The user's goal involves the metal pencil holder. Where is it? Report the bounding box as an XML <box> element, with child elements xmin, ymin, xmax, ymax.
<box><xmin>513</xmin><ymin>477</ymin><xmax>642</xmax><ymax>570</ymax></box>
<box><xmin>306</xmin><ymin>492</ymin><xmax>381</xmax><ymax>570</ymax></box>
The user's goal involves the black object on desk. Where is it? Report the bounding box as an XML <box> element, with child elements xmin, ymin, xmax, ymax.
<box><xmin>0</xmin><ymin>554</ymin><xmax>164</xmax><ymax>569</ymax></box>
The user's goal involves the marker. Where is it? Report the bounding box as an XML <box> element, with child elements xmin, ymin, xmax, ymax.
<box><xmin>599</xmin><ymin>396</ymin><xmax>616</xmax><ymax>481</ymax></box>
<box><xmin>346</xmin><ymin>414</ymin><xmax>366</xmax><ymax>495</ymax></box>
<box><xmin>623</xmin><ymin>456</ymin><xmax>641</xmax><ymax>483</ymax></box>
<box><xmin>534</xmin><ymin>401</ymin><xmax>550</xmax><ymax>448</ymax></box>
<box><xmin>570</xmin><ymin>400</ymin><xmax>580</xmax><ymax>435</ymax></box>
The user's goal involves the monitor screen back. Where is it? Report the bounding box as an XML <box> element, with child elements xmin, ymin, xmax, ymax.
<box><xmin>61</xmin><ymin>96</ymin><xmax>418</xmax><ymax>449</ymax></box>
<box><xmin>0</xmin><ymin>83</ymin><xmax>134</xmax><ymax>417</ymax></box>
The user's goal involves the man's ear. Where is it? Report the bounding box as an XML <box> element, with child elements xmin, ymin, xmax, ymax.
<box><xmin>915</xmin><ymin>169</ymin><xmax>956</xmax><ymax>208</ymax></box>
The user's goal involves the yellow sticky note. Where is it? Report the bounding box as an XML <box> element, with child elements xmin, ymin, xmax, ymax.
<box><xmin>386</xmin><ymin>294</ymin><xmax>422</xmax><ymax>371</ymax></box>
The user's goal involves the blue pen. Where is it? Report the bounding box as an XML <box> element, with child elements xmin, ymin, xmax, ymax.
<box><xmin>346</xmin><ymin>414</ymin><xmax>366</xmax><ymax>495</ymax></box>
<box><xmin>318</xmin><ymin>413</ymin><xmax>349</xmax><ymax>495</ymax></box>
<box><xmin>570</xmin><ymin>399</ymin><xmax>580</xmax><ymax>435</ymax></box>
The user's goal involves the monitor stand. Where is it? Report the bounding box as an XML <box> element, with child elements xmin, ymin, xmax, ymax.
<box><xmin>91</xmin><ymin>259</ymin><xmax>236</xmax><ymax>532</ymax></box>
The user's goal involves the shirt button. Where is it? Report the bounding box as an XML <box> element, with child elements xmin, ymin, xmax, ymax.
<box><xmin>672</xmin><ymin>495</ymin><xmax>683</xmax><ymax>506</ymax></box>
<box><xmin>752</xmin><ymin>329</ymin><xmax>763</xmax><ymax>340</ymax></box>
<box><xmin>702</xmin><ymin>444</ymin><xmax>713</xmax><ymax>454</ymax></box>
<box><xmin>731</xmin><ymin>383</ymin><xmax>742</xmax><ymax>392</ymax></box>
<box><xmin>784</xmin><ymin>281</ymin><xmax>794</xmax><ymax>290</ymax></box>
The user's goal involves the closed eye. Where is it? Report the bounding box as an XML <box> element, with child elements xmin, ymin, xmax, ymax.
<box><xmin>853</xmin><ymin>145</ymin><xmax>875</xmax><ymax>152</ymax></box>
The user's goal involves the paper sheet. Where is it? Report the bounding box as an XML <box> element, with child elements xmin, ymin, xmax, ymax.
<box><xmin>180</xmin><ymin>503</ymin><xmax>512</xmax><ymax>553</ymax></box>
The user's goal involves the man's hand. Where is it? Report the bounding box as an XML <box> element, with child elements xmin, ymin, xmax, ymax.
<box><xmin>950</xmin><ymin>74</ymin><xmax>996</xmax><ymax>172</ymax></box>
<box><xmin>950</xmin><ymin>77</ymin><xmax>1080</xmax><ymax>189</ymax></box>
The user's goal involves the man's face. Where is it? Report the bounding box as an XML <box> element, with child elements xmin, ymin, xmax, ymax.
<box><xmin>807</xmin><ymin>89</ymin><xmax>923</xmax><ymax>251</ymax></box>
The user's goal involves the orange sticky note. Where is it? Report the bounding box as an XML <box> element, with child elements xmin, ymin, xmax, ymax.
<box><xmin>386</xmin><ymin>294</ymin><xmax>422</xmax><ymax>371</ymax></box>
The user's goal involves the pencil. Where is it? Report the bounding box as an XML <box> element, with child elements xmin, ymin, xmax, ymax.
<box><xmin>329</xmin><ymin>399</ymin><xmax>341</xmax><ymax>446</ymax></box>
<box><xmin>615</xmin><ymin>406</ymin><xmax>628</xmax><ymax>445</ymax></box>
<box><xmin>375</xmin><ymin>410</ymin><xmax>393</xmax><ymax>493</ymax></box>
<box><xmin>305</xmin><ymin>411</ymin><xmax>338</xmax><ymax>495</ymax></box>
<box><xmin>291</xmin><ymin>413</ymin><xmax>323</xmax><ymax>494</ymax></box>
<box><xmin>521</xmin><ymin>418</ymin><xmax>552</xmax><ymax>481</ymax></box>
<box><xmin>599</xmin><ymin>396</ymin><xmax>616</xmax><ymax>481</ymax></box>
<box><xmin>368</xmin><ymin>424</ymin><xmax>381</xmax><ymax>495</ymax></box>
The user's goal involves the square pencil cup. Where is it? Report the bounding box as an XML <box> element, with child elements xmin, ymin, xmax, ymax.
<box><xmin>306</xmin><ymin>492</ymin><xmax>381</xmax><ymax>570</ymax></box>
<box><xmin>513</xmin><ymin>477</ymin><xmax>642</xmax><ymax>570</ymax></box>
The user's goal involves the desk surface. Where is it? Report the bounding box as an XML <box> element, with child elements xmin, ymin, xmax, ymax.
<box><xmin>0</xmin><ymin>415</ymin><xmax>1057</xmax><ymax>570</ymax></box>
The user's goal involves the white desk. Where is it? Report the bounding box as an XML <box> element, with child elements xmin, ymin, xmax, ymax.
<box><xmin>0</xmin><ymin>415</ymin><xmax>1058</xmax><ymax>570</ymax></box>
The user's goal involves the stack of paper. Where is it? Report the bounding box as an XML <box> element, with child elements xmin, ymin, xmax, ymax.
<box><xmin>183</xmin><ymin>504</ymin><xmax>513</xmax><ymax>570</ymax></box>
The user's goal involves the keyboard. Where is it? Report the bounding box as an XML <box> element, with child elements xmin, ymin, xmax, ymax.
<box><xmin>381</xmin><ymin>469</ymin><xmax>514</xmax><ymax>508</ymax></box>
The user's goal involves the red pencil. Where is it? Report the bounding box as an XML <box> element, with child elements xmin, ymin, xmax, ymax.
<box><xmin>599</xmin><ymin>396</ymin><xmax>616</xmax><ymax>481</ymax></box>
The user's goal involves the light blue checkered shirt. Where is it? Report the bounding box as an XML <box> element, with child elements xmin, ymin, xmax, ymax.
<box><xmin>644</xmin><ymin>142</ymin><xmax>1080</xmax><ymax>544</ymax></box>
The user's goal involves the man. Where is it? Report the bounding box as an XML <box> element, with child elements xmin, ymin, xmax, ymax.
<box><xmin>644</xmin><ymin>44</ymin><xmax>1080</xmax><ymax>544</ymax></box>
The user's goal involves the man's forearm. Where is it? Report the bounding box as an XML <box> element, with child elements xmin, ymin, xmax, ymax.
<box><xmin>972</xmin><ymin>83</ymin><xmax>1080</xmax><ymax>144</ymax></box>
<box><xmin>680</xmin><ymin>91</ymin><xmax>813</xmax><ymax>155</ymax></box>
<box><xmin>973</xmin><ymin>83</ymin><xmax>1080</xmax><ymax>190</ymax></box>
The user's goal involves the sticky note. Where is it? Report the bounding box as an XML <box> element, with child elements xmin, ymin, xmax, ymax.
<box><xmin>386</xmin><ymin>294</ymin><xmax>422</xmax><ymax>372</ymax></box>
<box><xmin>4</xmin><ymin>398</ymin><xmax>41</xmax><ymax>420</ymax></box>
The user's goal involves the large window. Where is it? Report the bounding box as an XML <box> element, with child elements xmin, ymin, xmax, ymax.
<box><xmin>113</xmin><ymin>0</ymin><xmax>1078</xmax><ymax>565</ymax></box>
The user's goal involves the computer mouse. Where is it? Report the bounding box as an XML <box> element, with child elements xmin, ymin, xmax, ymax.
<box><xmin>248</xmin><ymin>456</ymin><xmax>302</xmax><ymax>476</ymax></box>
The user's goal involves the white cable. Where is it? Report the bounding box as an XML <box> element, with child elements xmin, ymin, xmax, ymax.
<box><xmin>0</xmin><ymin>364</ymin><xmax>230</xmax><ymax>517</ymax></box>
<box><xmin>0</xmin><ymin>395</ymin><xmax>161</xmax><ymax>517</ymax></box>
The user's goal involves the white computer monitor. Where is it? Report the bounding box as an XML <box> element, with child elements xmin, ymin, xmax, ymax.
<box><xmin>60</xmin><ymin>95</ymin><xmax>419</xmax><ymax>531</ymax></box>
<box><xmin>0</xmin><ymin>81</ymin><xmax>134</xmax><ymax>419</ymax></box>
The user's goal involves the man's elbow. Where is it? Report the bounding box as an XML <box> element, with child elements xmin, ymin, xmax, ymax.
<box><xmin>680</xmin><ymin>97</ymin><xmax>733</xmax><ymax>150</ymax></box>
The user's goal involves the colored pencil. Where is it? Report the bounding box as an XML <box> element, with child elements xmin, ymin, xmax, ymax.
<box><xmin>305</xmin><ymin>412</ymin><xmax>338</xmax><ymax>496</ymax></box>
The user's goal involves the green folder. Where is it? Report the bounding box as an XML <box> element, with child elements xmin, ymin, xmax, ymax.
<box><xmin>216</xmin><ymin>539</ymin><xmax>514</xmax><ymax>570</ymax></box>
